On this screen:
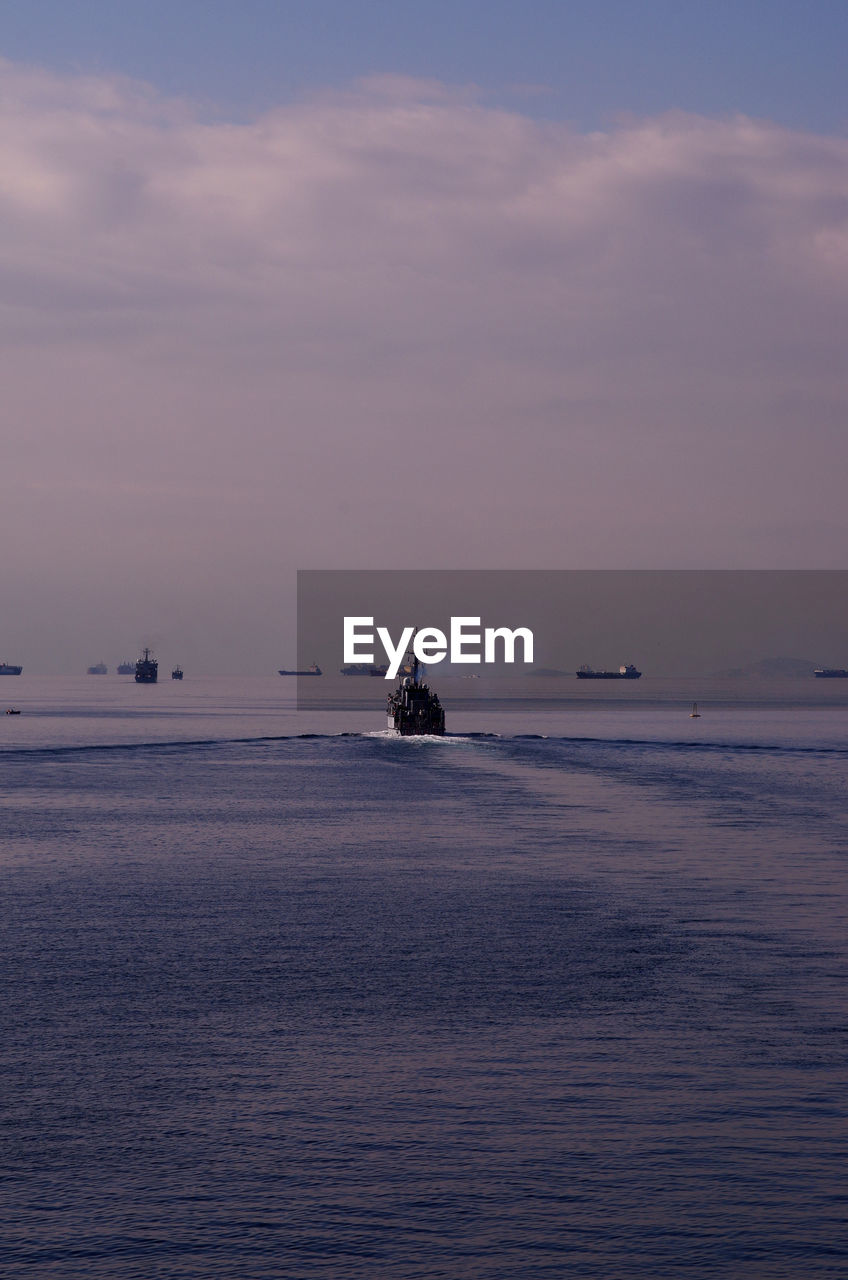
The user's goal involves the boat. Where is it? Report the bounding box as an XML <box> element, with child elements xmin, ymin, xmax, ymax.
<box><xmin>87</xmin><ymin>661</ymin><xmax>108</xmax><ymax>675</ymax></box>
<box><xmin>576</xmin><ymin>664</ymin><xmax>642</xmax><ymax>679</ymax></box>
<box><xmin>116</xmin><ymin>661</ymin><xmax>135</xmax><ymax>675</ymax></box>
<box><xmin>689</xmin><ymin>702</ymin><xmax>701</xmax><ymax>718</ymax></box>
<box><xmin>171</xmin><ymin>666</ymin><xmax>184</xmax><ymax>680</ymax></box>
<box><xmin>135</xmin><ymin>648</ymin><xmax>158</xmax><ymax>684</ymax></box>
<box><xmin>814</xmin><ymin>668</ymin><xmax>848</xmax><ymax>678</ymax></box>
<box><xmin>278</xmin><ymin>663</ymin><xmax>322</xmax><ymax>675</ymax></box>
<box><xmin>5</xmin><ymin>707</ymin><xmax>21</xmax><ymax>714</ymax></box>
<box><xmin>387</xmin><ymin>638</ymin><xmax>445</xmax><ymax>736</ymax></box>
<box><xmin>0</xmin><ymin>662</ymin><xmax>22</xmax><ymax>675</ymax></box>
<box><xmin>341</xmin><ymin>663</ymin><xmax>389</xmax><ymax>677</ymax></box>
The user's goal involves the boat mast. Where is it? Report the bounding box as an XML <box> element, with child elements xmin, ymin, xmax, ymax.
<box><xmin>409</xmin><ymin>630</ymin><xmax>421</xmax><ymax>684</ymax></box>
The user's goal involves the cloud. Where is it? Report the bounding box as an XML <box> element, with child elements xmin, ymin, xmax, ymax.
<box><xmin>1</xmin><ymin>59</ymin><xmax>847</xmax><ymax>666</ymax></box>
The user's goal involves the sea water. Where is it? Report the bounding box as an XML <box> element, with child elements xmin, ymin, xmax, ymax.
<box><xmin>1</xmin><ymin>677</ymin><xmax>847</xmax><ymax>1277</ymax></box>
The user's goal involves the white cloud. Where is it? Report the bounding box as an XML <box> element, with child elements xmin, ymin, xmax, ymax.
<box><xmin>1</xmin><ymin>59</ymin><xmax>847</xmax><ymax>666</ymax></box>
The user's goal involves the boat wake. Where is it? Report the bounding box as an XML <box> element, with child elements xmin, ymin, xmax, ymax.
<box><xmin>365</xmin><ymin>729</ymin><xmax>485</xmax><ymax>745</ymax></box>
<box><xmin>2</xmin><ymin>730</ymin><xmax>845</xmax><ymax>762</ymax></box>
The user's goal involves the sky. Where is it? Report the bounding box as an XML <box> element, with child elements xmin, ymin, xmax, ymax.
<box><xmin>2</xmin><ymin>2</ymin><xmax>848</xmax><ymax>672</ymax></box>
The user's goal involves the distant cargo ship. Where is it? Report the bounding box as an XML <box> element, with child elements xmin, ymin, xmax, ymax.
<box><xmin>117</xmin><ymin>661</ymin><xmax>135</xmax><ymax>675</ymax></box>
<box><xmin>814</xmin><ymin>667</ymin><xmax>848</xmax><ymax>678</ymax></box>
<box><xmin>340</xmin><ymin>664</ymin><xmax>389</xmax><ymax>677</ymax></box>
<box><xmin>577</xmin><ymin>664</ymin><xmax>642</xmax><ymax>680</ymax></box>
<box><xmin>135</xmin><ymin>648</ymin><xmax>158</xmax><ymax>684</ymax></box>
<box><xmin>278</xmin><ymin>664</ymin><xmax>322</xmax><ymax>675</ymax></box>
<box><xmin>87</xmin><ymin>661</ymin><xmax>108</xmax><ymax>675</ymax></box>
<box><xmin>0</xmin><ymin>662</ymin><xmax>22</xmax><ymax>675</ymax></box>
<box><xmin>171</xmin><ymin>666</ymin><xmax>184</xmax><ymax>680</ymax></box>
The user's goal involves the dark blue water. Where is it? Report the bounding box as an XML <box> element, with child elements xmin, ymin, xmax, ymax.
<box><xmin>2</xmin><ymin>684</ymin><xmax>848</xmax><ymax>1277</ymax></box>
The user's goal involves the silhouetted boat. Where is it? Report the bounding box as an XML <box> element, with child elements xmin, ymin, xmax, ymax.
<box><xmin>814</xmin><ymin>668</ymin><xmax>848</xmax><ymax>678</ymax></box>
<box><xmin>87</xmin><ymin>661</ymin><xmax>108</xmax><ymax>675</ymax></box>
<box><xmin>0</xmin><ymin>662</ymin><xmax>22</xmax><ymax>675</ymax></box>
<box><xmin>577</xmin><ymin>664</ymin><xmax>641</xmax><ymax>679</ymax></box>
<box><xmin>689</xmin><ymin>702</ymin><xmax>701</xmax><ymax>717</ymax></box>
<box><xmin>341</xmin><ymin>663</ymin><xmax>389</xmax><ymax>676</ymax></box>
<box><xmin>387</xmin><ymin>638</ymin><xmax>445</xmax><ymax>736</ymax></box>
<box><xmin>171</xmin><ymin>666</ymin><xmax>184</xmax><ymax>680</ymax></box>
<box><xmin>117</xmin><ymin>660</ymin><xmax>135</xmax><ymax>675</ymax></box>
<box><xmin>278</xmin><ymin>663</ymin><xmax>322</xmax><ymax>675</ymax></box>
<box><xmin>135</xmin><ymin>648</ymin><xmax>158</xmax><ymax>684</ymax></box>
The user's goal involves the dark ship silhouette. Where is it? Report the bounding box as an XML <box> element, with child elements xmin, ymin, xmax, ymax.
<box><xmin>386</xmin><ymin>638</ymin><xmax>445</xmax><ymax>736</ymax></box>
<box><xmin>135</xmin><ymin>648</ymin><xmax>158</xmax><ymax>683</ymax></box>
<box><xmin>576</xmin><ymin>663</ymin><xmax>641</xmax><ymax>680</ymax></box>
<box><xmin>171</xmin><ymin>666</ymin><xmax>184</xmax><ymax>680</ymax></box>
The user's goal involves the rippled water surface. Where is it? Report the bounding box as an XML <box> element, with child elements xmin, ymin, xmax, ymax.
<box><xmin>1</xmin><ymin>678</ymin><xmax>847</xmax><ymax>1277</ymax></box>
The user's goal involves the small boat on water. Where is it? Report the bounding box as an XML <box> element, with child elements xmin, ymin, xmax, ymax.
<box><xmin>689</xmin><ymin>702</ymin><xmax>701</xmax><ymax>718</ymax></box>
<box><xmin>87</xmin><ymin>661</ymin><xmax>108</xmax><ymax>675</ymax></box>
<box><xmin>171</xmin><ymin>666</ymin><xmax>184</xmax><ymax>680</ymax></box>
<box><xmin>0</xmin><ymin>662</ymin><xmax>22</xmax><ymax>675</ymax></box>
<box><xmin>387</xmin><ymin>637</ymin><xmax>445</xmax><ymax>736</ymax></box>
<box><xmin>117</xmin><ymin>661</ymin><xmax>135</xmax><ymax>675</ymax></box>
<box><xmin>135</xmin><ymin>648</ymin><xmax>158</xmax><ymax>684</ymax></box>
<box><xmin>278</xmin><ymin>663</ymin><xmax>322</xmax><ymax>675</ymax></box>
<box><xmin>6</xmin><ymin>707</ymin><xmax>21</xmax><ymax>714</ymax></box>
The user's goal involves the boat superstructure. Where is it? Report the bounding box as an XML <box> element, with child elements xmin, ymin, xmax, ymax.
<box><xmin>386</xmin><ymin>638</ymin><xmax>445</xmax><ymax>736</ymax></box>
